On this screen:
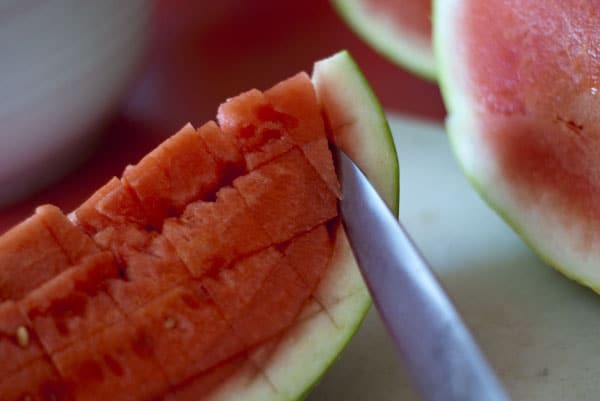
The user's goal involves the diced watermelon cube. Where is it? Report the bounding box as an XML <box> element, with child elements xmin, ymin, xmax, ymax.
<box><xmin>0</xmin><ymin>213</ymin><xmax>71</xmax><ymax>302</ymax></box>
<box><xmin>163</xmin><ymin>187</ymin><xmax>272</xmax><ymax>278</ymax></box>
<box><xmin>53</xmin><ymin>323</ymin><xmax>169</xmax><ymax>401</ymax></box>
<box><xmin>263</xmin><ymin>72</ymin><xmax>341</xmax><ymax>196</ymax></box>
<box><xmin>196</xmin><ymin>121</ymin><xmax>246</xmax><ymax>185</ymax></box>
<box><xmin>263</xmin><ymin>72</ymin><xmax>323</xmax><ymax>145</ymax></box>
<box><xmin>234</xmin><ymin>148</ymin><xmax>338</xmax><ymax>243</ymax></box>
<box><xmin>123</xmin><ymin>123</ymin><xmax>219</xmax><ymax>227</ymax></box>
<box><xmin>0</xmin><ymin>357</ymin><xmax>71</xmax><ymax>401</ymax></box>
<box><xmin>93</xmin><ymin>226</ymin><xmax>191</xmax><ymax>314</ymax></box>
<box><xmin>217</xmin><ymin>89</ymin><xmax>281</xmax><ymax>153</ymax></box>
<box><xmin>202</xmin><ymin>247</ymin><xmax>281</xmax><ymax>321</ymax></box>
<box><xmin>73</xmin><ymin>177</ymin><xmax>148</xmax><ymax>233</ymax></box>
<box><xmin>20</xmin><ymin>252</ymin><xmax>124</xmax><ymax>354</ymax></box>
<box><xmin>217</xmin><ymin>87</ymin><xmax>304</xmax><ymax>170</ymax></box>
<box><xmin>132</xmin><ymin>284</ymin><xmax>244</xmax><ymax>385</ymax></box>
<box><xmin>300</xmin><ymin>137</ymin><xmax>341</xmax><ymax>198</ymax></box>
<box><xmin>282</xmin><ymin>224</ymin><xmax>333</xmax><ymax>291</ymax></box>
<box><xmin>244</xmin><ymin>137</ymin><xmax>295</xmax><ymax>170</ymax></box>
<box><xmin>0</xmin><ymin>301</ymin><xmax>45</xmax><ymax>378</ymax></box>
<box><xmin>35</xmin><ymin>205</ymin><xmax>100</xmax><ymax>264</ymax></box>
<box><xmin>216</xmin><ymin>73</ymin><xmax>341</xmax><ymax>198</ymax></box>
<box><xmin>266</xmin><ymin>72</ymin><xmax>341</xmax><ymax>197</ymax></box>
<box><xmin>231</xmin><ymin>259</ymin><xmax>310</xmax><ymax>348</ymax></box>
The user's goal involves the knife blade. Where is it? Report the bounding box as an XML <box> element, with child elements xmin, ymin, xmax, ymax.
<box><xmin>338</xmin><ymin>150</ymin><xmax>512</xmax><ymax>401</ymax></box>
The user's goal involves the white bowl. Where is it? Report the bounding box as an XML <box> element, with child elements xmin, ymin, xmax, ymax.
<box><xmin>0</xmin><ymin>0</ymin><xmax>150</xmax><ymax>206</ymax></box>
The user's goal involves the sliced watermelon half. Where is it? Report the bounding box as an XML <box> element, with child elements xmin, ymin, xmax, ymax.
<box><xmin>0</xmin><ymin>51</ymin><xmax>398</xmax><ymax>401</ymax></box>
<box><xmin>333</xmin><ymin>0</ymin><xmax>435</xmax><ymax>80</ymax></box>
<box><xmin>434</xmin><ymin>0</ymin><xmax>600</xmax><ymax>291</ymax></box>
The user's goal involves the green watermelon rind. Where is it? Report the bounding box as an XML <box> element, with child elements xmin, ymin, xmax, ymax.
<box><xmin>433</xmin><ymin>0</ymin><xmax>600</xmax><ymax>295</ymax></box>
<box><xmin>294</xmin><ymin>49</ymin><xmax>399</xmax><ymax>399</ymax></box>
<box><xmin>313</xmin><ymin>50</ymin><xmax>399</xmax><ymax>215</ymax></box>
<box><xmin>332</xmin><ymin>0</ymin><xmax>436</xmax><ymax>81</ymax></box>
<box><xmin>206</xmin><ymin>50</ymin><xmax>398</xmax><ymax>401</ymax></box>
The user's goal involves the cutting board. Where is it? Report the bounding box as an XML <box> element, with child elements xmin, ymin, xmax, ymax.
<box><xmin>308</xmin><ymin>114</ymin><xmax>600</xmax><ymax>401</ymax></box>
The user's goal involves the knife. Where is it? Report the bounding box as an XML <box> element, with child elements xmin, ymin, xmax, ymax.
<box><xmin>338</xmin><ymin>151</ymin><xmax>512</xmax><ymax>401</ymax></box>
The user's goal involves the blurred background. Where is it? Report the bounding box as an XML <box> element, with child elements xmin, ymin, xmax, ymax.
<box><xmin>0</xmin><ymin>0</ymin><xmax>444</xmax><ymax>232</ymax></box>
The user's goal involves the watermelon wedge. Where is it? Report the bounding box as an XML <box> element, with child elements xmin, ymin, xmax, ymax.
<box><xmin>333</xmin><ymin>0</ymin><xmax>435</xmax><ymax>80</ymax></box>
<box><xmin>0</xmin><ymin>51</ymin><xmax>398</xmax><ymax>401</ymax></box>
<box><xmin>435</xmin><ymin>1</ymin><xmax>600</xmax><ymax>291</ymax></box>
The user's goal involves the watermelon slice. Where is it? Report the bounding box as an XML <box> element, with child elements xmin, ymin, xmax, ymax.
<box><xmin>333</xmin><ymin>0</ymin><xmax>435</xmax><ymax>80</ymax></box>
<box><xmin>0</xmin><ymin>51</ymin><xmax>398</xmax><ymax>401</ymax></box>
<box><xmin>434</xmin><ymin>1</ymin><xmax>600</xmax><ymax>290</ymax></box>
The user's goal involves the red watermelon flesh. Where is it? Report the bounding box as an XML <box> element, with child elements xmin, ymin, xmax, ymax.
<box><xmin>217</xmin><ymin>89</ymin><xmax>281</xmax><ymax>153</ymax></box>
<box><xmin>165</xmin><ymin>354</ymin><xmax>248</xmax><ymax>401</ymax></box>
<box><xmin>0</xmin><ymin>356</ymin><xmax>71</xmax><ymax>401</ymax></box>
<box><xmin>241</xmin><ymin>296</ymin><xmax>327</xmax><ymax>374</ymax></box>
<box><xmin>203</xmin><ymin>245</ymin><xmax>311</xmax><ymax>349</ymax></box>
<box><xmin>300</xmin><ymin>137</ymin><xmax>340</xmax><ymax>198</ymax></box>
<box><xmin>35</xmin><ymin>205</ymin><xmax>100</xmax><ymax>265</ymax></box>
<box><xmin>163</xmin><ymin>187</ymin><xmax>273</xmax><ymax>278</ymax></box>
<box><xmin>461</xmin><ymin>1</ymin><xmax>600</xmax><ymax>238</ymax></box>
<box><xmin>219</xmin><ymin>72</ymin><xmax>341</xmax><ymax>197</ymax></box>
<box><xmin>233</xmin><ymin>148</ymin><xmax>337</xmax><ymax>243</ymax></box>
<box><xmin>20</xmin><ymin>252</ymin><xmax>124</xmax><ymax>354</ymax></box>
<box><xmin>0</xmin><ymin>301</ymin><xmax>45</xmax><ymax>378</ymax></box>
<box><xmin>0</xmin><ymin>210</ymin><xmax>72</xmax><ymax>302</ymax></box>
<box><xmin>243</xmin><ymin>136</ymin><xmax>295</xmax><ymax>171</ymax></box>
<box><xmin>202</xmin><ymin>247</ymin><xmax>282</xmax><ymax>322</ymax></box>
<box><xmin>230</xmin><ymin>258</ymin><xmax>310</xmax><ymax>348</ymax></box>
<box><xmin>93</xmin><ymin>226</ymin><xmax>191</xmax><ymax>315</ymax></box>
<box><xmin>196</xmin><ymin>121</ymin><xmax>247</xmax><ymax>186</ymax></box>
<box><xmin>52</xmin><ymin>324</ymin><xmax>170</xmax><ymax>401</ymax></box>
<box><xmin>0</xmin><ymin>69</ymin><xmax>341</xmax><ymax>400</ymax></box>
<box><xmin>72</xmin><ymin>177</ymin><xmax>148</xmax><ymax>233</ymax></box>
<box><xmin>282</xmin><ymin>224</ymin><xmax>333</xmax><ymax>291</ymax></box>
<box><xmin>132</xmin><ymin>284</ymin><xmax>243</xmax><ymax>385</ymax></box>
<box><xmin>123</xmin><ymin>123</ymin><xmax>220</xmax><ymax>228</ymax></box>
<box><xmin>264</xmin><ymin>72</ymin><xmax>341</xmax><ymax>197</ymax></box>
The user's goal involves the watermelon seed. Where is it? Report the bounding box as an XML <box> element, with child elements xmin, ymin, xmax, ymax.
<box><xmin>164</xmin><ymin>316</ymin><xmax>177</xmax><ymax>329</ymax></box>
<box><xmin>22</xmin><ymin>396</ymin><xmax>32</xmax><ymax>401</ymax></box>
<box><xmin>16</xmin><ymin>325</ymin><xmax>29</xmax><ymax>348</ymax></box>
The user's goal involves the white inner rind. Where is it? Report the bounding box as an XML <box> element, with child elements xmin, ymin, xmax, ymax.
<box><xmin>434</xmin><ymin>0</ymin><xmax>600</xmax><ymax>291</ymax></box>
<box><xmin>333</xmin><ymin>0</ymin><xmax>436</xmax><ymax>80</ymax></box>
<box><xmin>204</xmin><ymin>51</ymin><xmax>398</xmax><ymax>401</ymax></box>
<box><xmin>313</xmin><ymin>51</ymin><xmax>399</xmax><ymax>214</ymax></box>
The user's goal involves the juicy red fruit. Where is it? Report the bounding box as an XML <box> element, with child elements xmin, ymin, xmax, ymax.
<box><xmin>0</xmin><ymin>67</ymin><xmax>342</xmax><ymax>401</ymax></box>
<box><xmin>462</xmin><ymin>0</ymin><xmax>600</xmax><ymax>243</ymax></box>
